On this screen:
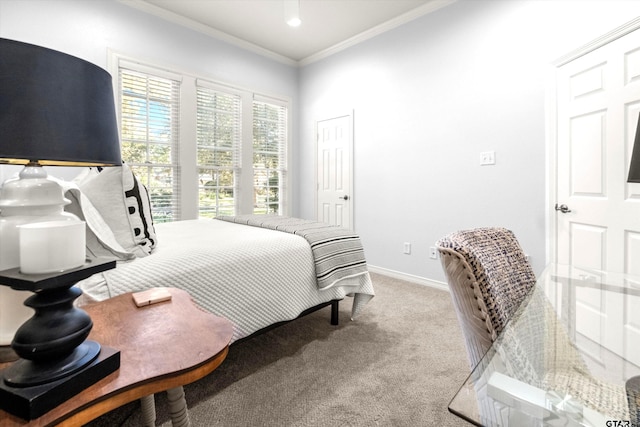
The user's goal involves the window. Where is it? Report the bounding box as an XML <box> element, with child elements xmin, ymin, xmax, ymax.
<box><xmin>113</xmin><ymin>55</ymin><xmax>290</xmax><ymax>221</ymax></box>
<box><xmin>196</xmin><ymin>85</ymin><xmax>241</xmax><ymax>218</ymax></box>
<box><xmin>252</xmin><ymin>98</ymin><xmax>287</xmax><ymax>214</ymax></box>
<box><xmin>118</xmin><ymin>66</ymin><xmax>181</xmax><ymax>223</ymax></box>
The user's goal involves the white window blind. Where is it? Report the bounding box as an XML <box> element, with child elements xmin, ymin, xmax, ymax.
<box><xmin>196</xmin><ymin>85</ymin><xmax>242</xmax><ymax>217</ymax></box>
<box><xmin>113</xmin><ymin>53</ymin><xmax>290</xmax><ymax>221</ymax></box>
<box><xmin>119</xmin><ymin>67</ymin><xmax>181</xmax><ymax>223</ymax></box>
<box><xmin>252</xmin><ymin>98</ymin><xmax>287</xmax><ymax>214</ymax></box>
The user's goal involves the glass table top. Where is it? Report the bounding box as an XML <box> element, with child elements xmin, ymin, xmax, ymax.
<box><xmin>448</xmin><ymin>264</ymin><xmax>640</xmax><ymax>427</ymax></box>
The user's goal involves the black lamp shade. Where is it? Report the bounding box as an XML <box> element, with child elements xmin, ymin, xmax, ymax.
<box><xmin>0</xmin><ymin>38</ymin><xmax>121</xmax><ymax>166</ymax></box>
<box><xmin>628</xmin><ymin>112</ymin><xmax>640</xmax><ymax>183</ymax></box>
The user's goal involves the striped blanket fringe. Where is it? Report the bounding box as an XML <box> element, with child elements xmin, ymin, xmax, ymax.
<box><xmin>216</xmin><ymin>215</ymin><xmax>369</xmax><ymax>290</ymax></box>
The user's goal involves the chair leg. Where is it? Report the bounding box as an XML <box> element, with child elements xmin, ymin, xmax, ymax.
<box><xmin>140</xmin><ymin>394</ymin><xmax>156</xmax><ymax>427</ymax></box>
<box><xmin>167</xmin><ymin>386</ymin><xmax>191</xmax><ymax>427</ymax></box>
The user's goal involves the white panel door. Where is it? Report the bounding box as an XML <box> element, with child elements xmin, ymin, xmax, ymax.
<box><xmin>555</xmin><ymin>29</ymin><xmax>640</xmax><ymax>367</ymax></box>
<box><xmin>316</xmin><ymin>114</ymin><xmax>353</xmax><ymax>228</ymax></box>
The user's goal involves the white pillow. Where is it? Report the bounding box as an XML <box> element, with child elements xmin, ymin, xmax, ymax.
<box><xmin>61</xmin><ymin>181</ymin><xmax>134</xmax><ymax>261</ymax></box>
<box><xmin>74</xmin><ymin>164</ymin><xmax>157</xmax><ymax>257</ymax></box>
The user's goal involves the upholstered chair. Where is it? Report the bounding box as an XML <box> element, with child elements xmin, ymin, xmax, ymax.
<box><xmin>436</xmin><ymin>227</ymin><xmax>536</xmax><ymax>370</ymax></box>
<box><xmin>437</xmin><ymin>227</ymin><xmax>630</xmax><ymax>421</ymax></box>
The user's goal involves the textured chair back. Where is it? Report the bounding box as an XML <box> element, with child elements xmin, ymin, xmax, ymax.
<box><xmin>436</xmin><ymin>227</ymin><xmax>536</xmax><ymax>369</ymax></box>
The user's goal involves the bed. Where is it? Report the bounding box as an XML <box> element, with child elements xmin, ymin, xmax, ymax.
<box><xmin>65</xmin><ymin>165</ymin><xmax>375</xmax><ymax>344</ymax></box>
<box><xmin>78</xmin><ymin>218</ymin><xmax>375</xmax><ymax>343</ymax></box>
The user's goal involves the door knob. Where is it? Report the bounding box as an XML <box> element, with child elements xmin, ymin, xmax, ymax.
<box><xmin>338</xmin><ymin>195</ymin><xmax>349</xmax><ymax>201</ymax></box>
<box><xmin>555</xmin><ymin>203</ymin><xmax>571</xmax><ymax>213</ymax></box>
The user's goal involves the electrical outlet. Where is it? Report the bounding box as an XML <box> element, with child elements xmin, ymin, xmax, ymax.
<box><xmin>403</xmin><ymin>242</ymin><xmax>411</xmax><ymax>255</ymax></box>
<box><xmin>429</xmin><ymin>247</ymin><xmax>438</xmax><ymax>259</ymax></box>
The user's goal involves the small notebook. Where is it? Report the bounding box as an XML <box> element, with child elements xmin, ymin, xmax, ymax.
<box><xmin>132</xmin><ymin>288</ymin><xmax>172</xmax><ymax>307</ymax></box>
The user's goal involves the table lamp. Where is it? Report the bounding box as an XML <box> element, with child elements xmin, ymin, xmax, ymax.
<box><xmin>0</xmin><ymin>38</ymin><xmax>122</xmax><ymax>419</ymax></box>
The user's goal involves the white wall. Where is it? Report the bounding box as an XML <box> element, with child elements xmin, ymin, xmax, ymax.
<box><xmin>3</xmin><ymin>0</ymin><xmax>640</xmax><ymax>285</ymax></box>
<box><xmin>0</xmin><ymin>0</ymin><xmax>298</xmax><ymax>191</ymax></box>
<box><xmin>298</xmin><ymin>0</ymin><xmax>640</xmax><ymax>283</ymax></box>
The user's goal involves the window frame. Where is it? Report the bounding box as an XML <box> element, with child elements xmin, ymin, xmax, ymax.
<box><xmin>108</xmin><ymin>51</ymin><xmax>292</xmax><ymax>220</ymax></box>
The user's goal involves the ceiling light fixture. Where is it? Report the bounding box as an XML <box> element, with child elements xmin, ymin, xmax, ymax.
<box><xmin>285</xmin><ymin>0</ymin><xmax>301</xmax><ymax>27</ymax></box>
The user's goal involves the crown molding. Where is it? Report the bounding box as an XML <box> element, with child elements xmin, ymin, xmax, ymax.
<box><xmin>117</xmin><ymin>0</ymin><xmax>298</xmax><ymax>67</ymax></box>
<box><xmin>298</xmin><ymin>0</ymin><xmax>457</xmax><ymax>66</ymax></box>
<box><xmin>118</xmin><ymin>0</ymin><xmax>456</xmax><ymax>68</ymax></box>
<box><xmin>553</xmin><ymin>16</ymin><xmax>640</xmax><ymax>67</ymax></box>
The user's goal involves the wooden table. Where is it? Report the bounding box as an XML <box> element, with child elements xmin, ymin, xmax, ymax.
<box><xmin>0</xmin><ymin>287</ymin><xmax>234</xmax><ymax>427</ymax></box>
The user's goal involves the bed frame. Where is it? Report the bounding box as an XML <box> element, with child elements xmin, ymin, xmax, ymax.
<box><xmin>233</xmin><ymin>299</ymin><xmax>341</xmax><ymax>345</ymax></box>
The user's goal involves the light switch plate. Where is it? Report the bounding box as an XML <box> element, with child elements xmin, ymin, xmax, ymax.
<box><xmin>480</xmin><ymin>151</ymin><xmax>496</xmax><ymax>165</ymax></box>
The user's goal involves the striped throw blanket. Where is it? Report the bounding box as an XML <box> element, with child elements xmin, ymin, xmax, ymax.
<box><xmin>216</xmin><ymin>215</ymin><xmax>368</xmax><ymax>290</ymax></box>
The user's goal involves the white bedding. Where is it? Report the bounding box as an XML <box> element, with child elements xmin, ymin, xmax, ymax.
<box><xmin>79</xmin><ymin>219</ymin><xmax>375</xmax><ymax>343</ymax></box>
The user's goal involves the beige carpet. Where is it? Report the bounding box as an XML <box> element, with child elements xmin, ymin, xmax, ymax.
<box><xmin>87</xmin><ymin>272</ymin><xmax>469</xmax><ymax>426</ymax></box>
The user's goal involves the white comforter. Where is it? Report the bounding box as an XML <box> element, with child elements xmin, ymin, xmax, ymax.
<box><xmin>79</xmin><ymin>219</ymin><xmax>375</xmax><ymax>343</ymax></box>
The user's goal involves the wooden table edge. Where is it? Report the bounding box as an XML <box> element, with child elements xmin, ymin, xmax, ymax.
<box><xmin>1</xmin><ymin>287</ymin><xmax>234</xmax><ymax>427</ymax></box>
<box><xmin>54</xmin><ymin>345</ymin><xmax>229</xmax><ymax>427</ymax></box>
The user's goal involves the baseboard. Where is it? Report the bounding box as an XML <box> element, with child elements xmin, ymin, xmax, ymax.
<box><xmin>367</xmin><ymin>265</ymin><xmax>449</xmax><ymax>292</ymax></box>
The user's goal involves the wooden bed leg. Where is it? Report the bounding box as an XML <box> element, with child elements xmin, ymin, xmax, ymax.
<box><xmin>331</xmin><ymin>300</ymin><xmax>339</xmax><ymax>325</ymax></box>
